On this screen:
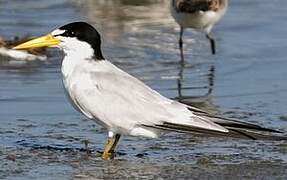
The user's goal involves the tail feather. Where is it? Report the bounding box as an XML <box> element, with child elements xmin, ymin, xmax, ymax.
<box><xmin>227</xmin><ymin>127</ymin><xmax>287</xmax><ymax>141</ymax></box>
<box><xmin>142</xmin><ymin>105</ymin><xmax>286</xmax><ymax>140</ymax></box>
<box><xmin>196</xmin><ymin>112</ymin><xmax>283</xmax><ymax>133</ymax></box>
<box><xmin>142</xmin><ymin>120</ymin><xmax>287</xmax><ymax>141</ymax></box>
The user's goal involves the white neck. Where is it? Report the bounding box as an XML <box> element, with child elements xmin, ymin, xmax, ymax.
<box><xmin>59</xmin><ymin>37</ymin><xmax>95</xmax><ymax>78</ymax></box>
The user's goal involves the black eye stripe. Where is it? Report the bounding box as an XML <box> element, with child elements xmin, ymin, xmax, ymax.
<box><xmin>58</xmin><ymin>31</ymin><xmax>75</xmax><ymax>37</ymax></box>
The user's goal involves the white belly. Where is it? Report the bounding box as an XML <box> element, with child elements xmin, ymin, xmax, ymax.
<box><xmin>170</xmin><ymin>4</ymin><xmax>227</xmax><ymax>33</ymax></box>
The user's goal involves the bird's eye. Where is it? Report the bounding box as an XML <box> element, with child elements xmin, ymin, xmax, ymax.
<box><xmin>58</xmin><ymin>30</ymin><xmax>76</xmax><ymax>37</ymax></box>
<box><xmin>62</xmin><ymin>31</ymin><xmax>75</xmax><ymax>37</ymax></box>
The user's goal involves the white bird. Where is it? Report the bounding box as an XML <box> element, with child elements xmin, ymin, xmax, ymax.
<box><xmin>170</xmin><ymin>0</ymin><xmax>228</xmax><ymax>62</ymax></box>
<box><xmin>14</xmin><ymin>22</ymin><xmax>285</xmax><ymax>160</ymax></box>
<box><xmin>0</xmin><ymin>36</ymin><xmax>46</xmax><ymax>61</ymax></box>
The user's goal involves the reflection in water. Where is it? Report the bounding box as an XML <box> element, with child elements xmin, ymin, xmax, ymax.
<box><xmin>176</xmin><ymin>61</ymin><xmax>217</xmax><ymax>113</ymax></box>
<box><xmin>177</xmin><ymin>62</ymin><xmax>184</xmax><ymax>98</ymax></box>
<box><xmin>207</xmin><ymin>65</ymin><xmax>215</xmax><ymax>95</ymax></box>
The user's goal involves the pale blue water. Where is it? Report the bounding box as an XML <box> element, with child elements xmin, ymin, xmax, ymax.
<box><xmin>1</xmin><ymin>0</ymin><xmax>287</xmax><ymax>179</ymax></box>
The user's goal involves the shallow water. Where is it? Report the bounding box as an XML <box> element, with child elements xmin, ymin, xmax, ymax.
<box><xmin>1</xmin><ymin>0</ymin><xmax>287</xmax><ymax>179</ymax></box>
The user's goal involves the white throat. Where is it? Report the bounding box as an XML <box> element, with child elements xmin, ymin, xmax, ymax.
<box><xmin>59</xmin><ymin>37</ymin><xmax>95</xmax><ymax>78</ymax></box>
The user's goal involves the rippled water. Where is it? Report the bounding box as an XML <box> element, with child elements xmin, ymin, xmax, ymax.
<box><xmin>1</xmin><ymin>0</ymin><xmax>287</xmax><ymax>179</ymax></box>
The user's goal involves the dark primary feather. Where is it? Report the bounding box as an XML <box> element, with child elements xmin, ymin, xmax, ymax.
<box><xmin>174</xmin><ymin>0</ymin><xmax>221</xmax><ymax>13</ymax></box>
<box><xmin>186</xmin><ymin>105</ymin><xmax>282</xmax><ymax>133</ymax></box>
<box><xmin>143</xmin><ymin>107</ymin><xmax>287</xmax><ymax>141</ymax></box>
<box><xmin>194</xmin><ymin>112</ymin><xmax>282</xmax><ymax>133</ymax></box>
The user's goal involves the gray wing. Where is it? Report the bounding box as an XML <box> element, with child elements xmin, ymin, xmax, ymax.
<box><xmin>73</xmin><ymin>62</ymin><xmax>228</xmax><ymax>133</ymax></box>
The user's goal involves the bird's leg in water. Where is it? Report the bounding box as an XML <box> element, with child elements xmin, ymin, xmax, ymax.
<box><xmin>102</xmin><ymin>132</ymin><xmax>121</xmax><ymax>160</ymax></box>
<box><xmin>206</xmin><ymin>33</ymin><xmax>216</xmax><ymax>55</ymax></box>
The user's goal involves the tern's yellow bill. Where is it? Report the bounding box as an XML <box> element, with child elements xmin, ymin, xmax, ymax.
<box><xmin>13</xmin><ymin>34</ymin><xmax>60</xmax><ymax>50</ymax></box>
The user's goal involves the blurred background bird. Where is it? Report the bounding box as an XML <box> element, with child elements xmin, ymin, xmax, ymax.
<box><xmin>170</xmin><ymin>0</ymin><xmax>228</xmax><ymax>62</ymax></box>
<box><xmin>0</xmin><ymin>35</ymin><xmax>46</xmax><ymax>61</ymax></box>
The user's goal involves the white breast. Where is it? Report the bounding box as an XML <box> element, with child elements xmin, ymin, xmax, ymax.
<box><xmin>170</xmin><ymin>1</ymin><xmax>228</xmax><ymax>33</ymax></box>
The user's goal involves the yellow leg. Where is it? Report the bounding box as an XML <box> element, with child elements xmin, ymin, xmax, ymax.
<box><xmin>102</xmin><ymin>133</ymin><xmax>121</xmax><ymax>160</ymax></box>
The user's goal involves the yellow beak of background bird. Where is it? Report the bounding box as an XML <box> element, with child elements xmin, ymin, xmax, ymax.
<box><xmin>13</xmin><ymin>34</ymin><xmax>60</xmax><ymax>50</ymax></box>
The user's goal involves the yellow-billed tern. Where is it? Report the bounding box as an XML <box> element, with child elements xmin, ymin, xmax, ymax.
<box><xmin>14</xmin><ymin>22</ymin><xmax>286</xmax><ymax>160</ymax></box>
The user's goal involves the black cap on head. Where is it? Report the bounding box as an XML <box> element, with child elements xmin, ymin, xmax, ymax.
<box><xmin>58</xmin><ymin>21</ymin><xmax>104</xmax><ymax>60</ymax></box>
